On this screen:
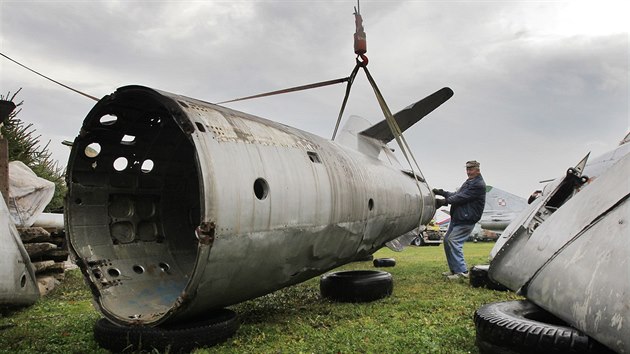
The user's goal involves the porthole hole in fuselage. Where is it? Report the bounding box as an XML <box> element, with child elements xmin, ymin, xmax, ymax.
<box><xmin>99</xmin><ymin>114</ymin><xmax>118</xmax><ymax>126</ymax></box>
<box><xmin>159</xmin><ymin>262</ymin><xmax>170</xmax><ymax>272</ymax></box>
<box><xmin>195</xmin><ymin>122</ymin><xmax>206</xmax><ymax>132</ymax></box>
<box><xmin>141</xmin><ymin>159</ymin><xmax>154</xmax><ymax>173</ymax></box>
<box><xmin>113</xmin><ymin>157</ymin><xmax>128</xmax><ymax>171</ymax></box>
<box><xmin>254</xmin><ymin>178</ymin><xmax>269</xmax><ymax>200</ymax></box>
<box><xmin>368</xmin><ymin>198</ymin><xmax>374</xmax><ymax>211</ymax></box>
<box><xmin>85</xmin><ymin>142</ymin><xmax>101</xmax><ymax>158</ymax></box>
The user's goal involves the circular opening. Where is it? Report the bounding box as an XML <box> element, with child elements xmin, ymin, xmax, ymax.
<box><xmin>254</xmin><ymin>178</ymin><xmax>269</xmax><ymax>200</ymax></box>
<box><xmin>107</xmin><ymin>268</ymin><xmax>121</xmax><ymax>277</ymax></box>
<box><xmin>20</xmin><ymin>274</ymin><xmax>26</xmax><ymax>288</ymax></box>
<box><xmin>368</xmin><ymin>198</ymin><xmax>374</xmax><ymax>211</ymax></box>
<box><xmin>99</xmin><ymin>114</ymin><xmax>118</xmax><ymax>126</ymax></box>
<box><xmin>141</xmin><ymin>159</ymin><xmax>154</xmax><ymax>173</ymax></box>
<box><xmin>85</xmin><ymin>142</ymin><xmax>101</xmax><ymax>158</ymax></box>
<box><xmin>113</xmin><ymin>157</ymin><xmax>128</xmax><ymax>171</ymax></box>
<box><xmin>74</xmin><ymin>198</ymin><xmax>82</xmax><ymax>205</ymax></box>
<box><xmin>158</xmin><ymin>262</ymin><xmax>170</xmax><ymax>272</ymax></box>
<box><xmin>195</xmin><ymin>122</ymin><xmax>206</xmax><ymax>132</ymax></box>
<box><xmin>132</xmin><ymin>265</ymin><xmax>144</xmax><ymax>274</ymax></box>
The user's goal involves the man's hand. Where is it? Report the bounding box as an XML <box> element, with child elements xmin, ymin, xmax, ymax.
<box><xmin>435</xmin><ymin>197</ymin><xmax>448</xmax><ymax>208</ymax></box>
<box><xmin>432</xmin><ymin>188</ymin><xmax>445</xmax><ymax>196</ymax></box>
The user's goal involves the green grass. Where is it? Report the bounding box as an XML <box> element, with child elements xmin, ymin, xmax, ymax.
<box><xmin>0</xmin><ymin>242</ymin><xmax>521</xmax><ymax>353</ymax></box>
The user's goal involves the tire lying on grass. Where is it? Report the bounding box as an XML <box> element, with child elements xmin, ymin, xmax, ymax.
<box><xmin>94</xmin><ymin>308</ymin><xmax>239</xmax><ymax>353</ymax></box>
<box><xmin>320</xmin><ymin>270</ymin><xmax>393</xmax><ymax>303</ymax></box>
<box><xmin>373</xmin><ymin>257</ymin><xmax>396</xmax><ymax>267</ymax></box>
<box><xmin>474</xmin><ymin>300</ymin><xmax>614</xmax><ymax>354</ymax></box>
<box><xmin>469</xmin><ymin>264</ymin><xmax>508</xmax><ymax>291</ymax></box>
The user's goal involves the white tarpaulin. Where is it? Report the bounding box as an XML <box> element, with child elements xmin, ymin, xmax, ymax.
<box><xmin>8</xmin><ymin>161</ymin><xmax>55</xmax><ymax>227</ymax></box>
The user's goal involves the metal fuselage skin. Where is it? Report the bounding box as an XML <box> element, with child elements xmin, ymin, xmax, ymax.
<box><xmin>0</xmin><ymin>195</ymin><xmax>40</xmax><ymax>307</ymax></box>
<box><xmin>66</xmin><ymin>86</ymin><xmax>434</xmax><ymax>325</ymax></box>
<box><xmin>489</xmin><ymin>153</ymin><xmax>629</xmax><ymax>353</ymax></box>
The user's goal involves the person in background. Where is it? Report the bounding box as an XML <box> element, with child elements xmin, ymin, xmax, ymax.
<box><xmin>433</xmin><ymin>160</ymin><xmax>486</xmax><ymax>280</ymax></box>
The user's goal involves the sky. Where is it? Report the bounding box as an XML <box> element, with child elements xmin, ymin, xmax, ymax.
<box><xmin>1</xmin><ymin>0</ymin><xmax>628</xmax><ymax>198</ymax></box>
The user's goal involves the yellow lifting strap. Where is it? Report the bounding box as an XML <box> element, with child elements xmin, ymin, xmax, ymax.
<box><xmin>360</xmin><ymin>65</ymin><xmax>427</xmax><ymax>223</ymax></box>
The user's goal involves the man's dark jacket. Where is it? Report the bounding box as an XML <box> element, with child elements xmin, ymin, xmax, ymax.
<box><xmin>444</xmin><ymin>175</ymin><xmax>486</xmax><ymax>225</ymax></box>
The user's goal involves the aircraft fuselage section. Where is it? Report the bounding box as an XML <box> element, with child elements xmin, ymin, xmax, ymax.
<box><xmin>66</xmin><ymin>86</ymin><xmax>433</xmax><ymax>325</ymax></box>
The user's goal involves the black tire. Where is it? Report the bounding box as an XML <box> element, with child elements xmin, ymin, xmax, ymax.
<box><xmin>474</xmin><ymin>300</ymin><xmax>613</xmax><ymax>354</ymax></box>
<box><xmin>469</xmin><ymin>265</ymin><xmax>508</xmax><ymax>291</ymax></box>
<box><xmin>373</xmin><ymin>257</ymin><xmax>396</xmax><ymax>267</ymax></box>
<box><xmin>320</xmin><ymin>270</ymin><xmax>393</xmax><ymax>303</ymax></box>
<box><xmin>93</xmin><ymin>308</ymin><xmax>239</xmax><ymax>353</ymax></box>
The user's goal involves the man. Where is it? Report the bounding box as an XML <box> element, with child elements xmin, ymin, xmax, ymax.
<box><xmin>433</xmin><ymin>160</ymin><xmax>486</xmax><ymax>280</ymax></box>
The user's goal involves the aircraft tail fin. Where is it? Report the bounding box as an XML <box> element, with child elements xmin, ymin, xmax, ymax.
<box><xmin>359</xmin><ymin>87</ymin><xmax>453</xmax><ymax>143</ymax></box>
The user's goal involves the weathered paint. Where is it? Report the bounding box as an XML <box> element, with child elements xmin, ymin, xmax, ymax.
<box><xmin>66</xmin><ymin>86</ymin><xmax>436</xmax><ymax>326</ymax></box>
<box><xmin>490</xmin><ymin>153</ymin><xmax>629</xmax><ymax>353</ymax></box>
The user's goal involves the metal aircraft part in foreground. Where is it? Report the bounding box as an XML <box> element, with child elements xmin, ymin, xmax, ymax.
<box><xmin>0</xmin><ymin>195</ymin><xmax>40</xmax><ymax>307</ymax></box>
<box><xmin>488</xmin><ymin>144</ymin><xmax>630</xmax><ymax>353</ymax></box>
<box><xmin>66</xmin><ymin>85</ymin><xmax>453</xmax><ymax>326</ymax></box>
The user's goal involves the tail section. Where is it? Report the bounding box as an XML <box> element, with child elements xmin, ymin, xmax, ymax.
<box><xmin>359</xmin><ymin>87</ymin><xmax>453</xmax><ymax>143</ymax></box>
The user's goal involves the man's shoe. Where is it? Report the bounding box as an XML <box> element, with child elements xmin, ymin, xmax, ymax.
<box><xmin>446</xmin><ymin>272</ymin><xmax>469</xmax><ymax>280</ymax></box>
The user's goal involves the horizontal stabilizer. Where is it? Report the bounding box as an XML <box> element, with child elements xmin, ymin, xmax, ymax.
<box><xmin>359</xmin><ymin>87</ymin><xmax>453</xmax><ymax>143</ymax></box>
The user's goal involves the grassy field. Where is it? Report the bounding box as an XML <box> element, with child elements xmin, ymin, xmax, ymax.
<box><xmin>0</xmin><ymin>242</ymin><xmax>521</xmax><ymax>353</ymax></box>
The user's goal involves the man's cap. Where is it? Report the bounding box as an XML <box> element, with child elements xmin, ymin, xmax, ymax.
<box><xmin>466</xmin><ymin>160</ymin><xmax>480</xmax><ymax>168</ymax></box>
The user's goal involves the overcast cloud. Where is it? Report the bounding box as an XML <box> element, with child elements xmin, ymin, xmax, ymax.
<box><xmin>1</xmin><ymin>0</ymin><xmax>628</xmax><ymax>198</ymax></box>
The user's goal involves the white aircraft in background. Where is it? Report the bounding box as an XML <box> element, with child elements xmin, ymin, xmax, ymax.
<box><xmin>479</xmin><ymin>186</ymin><xmax>527</xmax><ymax>232</ymax></box>
<box><xmin>433</xmin><ymin>186</ymin><xmax>526</xmax><ymax>236</ymax></box>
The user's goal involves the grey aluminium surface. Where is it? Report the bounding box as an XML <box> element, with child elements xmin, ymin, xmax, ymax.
<box><xmin>490</xmin><ymin>153</ymin><xmax>629</xmax><ymax>353</ymax></box>
<box><xmin>0</xmin><ymin>193</ymin><xmax>40</xmax><ymax>307</ymax></box>
<box><xmin>65</xmin><ymin>85</ymin><xmax>438</xmax><ymax>326</ymax></box>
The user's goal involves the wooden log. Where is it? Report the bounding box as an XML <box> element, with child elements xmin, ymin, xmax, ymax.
<box><xmin>18</xmin><ymin>227</ymin><xmax>52</xmax><ymax>243</ymax></box>
<box><xmin>33</xmin><ymin>262</ymin><xmax>65</xmax><ymax>275</ymax></box>
<box><xmin>23</xmin><ymin>242</ymin><xmax>57</xmax><ymax>259</ymax></box>
<box><xmin>32</xmin><ymin>260</ymin><xmax>56</xmax><ymax>273</ymax></box>
<box><xmin>42</xmin><ymin>249</ymin><xmax>69</xmax><ymax>262</ymax></box>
